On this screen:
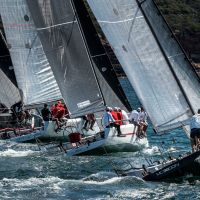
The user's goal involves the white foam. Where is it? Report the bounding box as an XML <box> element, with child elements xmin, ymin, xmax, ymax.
<box><xmin>142</xmin><ymin>146</ymin><xmax>160</xmax><ymax>155</ymax></box>
<box><xmin>83</xmin><ymin>171</ymin><xmax>116</xmax><ymax>182</ymax></box>
<box><xmin>167</xmin><ymin>147</ymin><xmax>177</xmax><ymax>152</ymax></box>
<box><xmin>2</xmin><ymin>176</ymin><xmax>64</xmax><ymax>188</ymax></box>
<box><xmin>83</xmin><ymin>176</ymin><xmax>122</xmax><ymax>185</ymax></box>
<box><xmin>0</xmin><ymin>149</ymin><xmax>38</xmax><ymax>157</ymax></box>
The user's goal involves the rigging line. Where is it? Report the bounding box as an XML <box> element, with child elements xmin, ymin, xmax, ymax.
<box><xmin>102</xmin><ymin>145</ymin><xmax>120</xmax><ymax>176</ymax></box>
<box><xmin>71</xmin><ymin>0</ymin><xmax>106</xmax><ymax>107</ymax></box>
<box><xmin>66</xmin><ymin>14</ymin><xmax>76</xmax><ymax>47</ymax></box>
<box><xmin>128</xmin><ymin>6</ymin><xmax>140</xmax><ymax>42</ymax></box>
<box><xmin>91</xmin><ymin>53</ymin><xmax>107</xmax><ymax>58</ymax></box>
<box><xmin>97</xmin><ymin>16</ymin><xmax>143</xmax><ymax>24</ymax></box>
<box><xmin>135</xmin><ymin>0</ymin><xmax>195</xmax><ymax>115</ymax></box>
<box><xmin>139</xmin><ymin>0</ymin><xmax>147</xmax><ymax>6</ymax></box>
<box><xmin>26</xmin><ymin>33</ymin><xmax>38</xmax><ymax>65</ymax></box>
<box><xmin>0</xmin><ymin>30</ymin><xmax>9</xmax><ymax>49</ymax></box>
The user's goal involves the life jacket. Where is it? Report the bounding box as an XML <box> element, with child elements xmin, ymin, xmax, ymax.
<box><xmin>111</xmin><ymin>111</ymin><xmax>120</xmax><ymax>124</ymax></box>
<box><xmin>52</xmin><ymin>107</ymin><xmax>59</xmax><ymax>117</ymax></box>
<box><xmin>55</xmin><ymin>107</ymin><xmax>65</xmax><ymax>119</ymax></box>
<box><xmin>117</xmin><ymin>111</ymin><xmax>123</xmax><ymax>125</ymax></box>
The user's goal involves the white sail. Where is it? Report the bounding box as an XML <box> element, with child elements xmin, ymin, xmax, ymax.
<box><xmin>0</xmin><ymin>69</ymin><xmax>21</xmax><ymax>108</ymax></box>
<box><xmin>87</xmin><ymin>0</ymin><xmax>200</xmax><ymax>133</ymax></box>
<box><xmin>0</xmin><ymin>0</ymin><xmax>62</xmax><ymax>106</ymax></box>
<box><xmin>141</xmin><ymin>0</ymin><xmax>200</xmax><ymax>115</ymax></box>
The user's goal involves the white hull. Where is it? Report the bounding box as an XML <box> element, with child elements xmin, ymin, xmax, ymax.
<box><xmin>103</xmin><ymin>126</ymin><xmax>148</xmax><ymax>151</ymax></box>
<box><xmin>39</xmin><ymin>134</ymin><xmax>106</xmax><ymax>156</ymax></box>
<box><xmin>0</xmin><ymin>128</ymin><xmax>45</xmax><ymax>143</ymax></box>
<box><xmin>40</xmin><ymin>119</ymin><xmax>148</xmax><ymax>152</ymax></box>
<box><xmin>65</xmin><ymin>139</ymin><xmax>105</xmax><ymax>156</ymax></box>
<box><xmin>39</xmin><ymin>125</ymin><xmax>148</xmax><ymax>156</ymax></box>
<box><xmin>41</xmin><ymin>118</ymin><xmax>98</xmax><ymax>140</ymax></box>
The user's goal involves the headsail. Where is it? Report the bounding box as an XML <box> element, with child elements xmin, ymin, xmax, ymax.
<box><xmin>0</xmin><ymin>0</ymin><xmax>62</xmax><ymax>107</ymax></box>
<box><xmin>140</xmin><ymin>0</ymin><xmax>200</xmax><ymax>114</ymax></box>
<box><xmin>27</xmin><ymin>0</ymin><xmax>105</xmax><ymax>117</ymax></box>
<box><xmin>87</xmin><ymin>0</ymin><xmax>200</xmax><ymax>133</ymax></box>
<box><xmin>72</xmin><ymin>0</ymin><xmax>132</xmax><ymax>112</ymax></box>
<box><xmin>0</xmin><ymin>69</ymin><xmax>21</xmax><ymax>108</ymax></box>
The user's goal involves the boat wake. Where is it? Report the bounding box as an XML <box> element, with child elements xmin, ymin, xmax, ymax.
<box><xmin>82</xmin><ymin>171</ymin><xmax>145</xmax><ymax>185</ymax></box>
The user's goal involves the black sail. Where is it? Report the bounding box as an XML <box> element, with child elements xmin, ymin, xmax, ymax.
<box><xmin>27</xmin><ymin>0</ymin><xmax>105</xmax><ymax>117</ymax></box>
<box><xmin>72</xmin><ymin>0</ymin><xmax>132</xmax><ymax>112</ymax></box>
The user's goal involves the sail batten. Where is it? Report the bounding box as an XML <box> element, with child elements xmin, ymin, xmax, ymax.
<box><xmin>0</xmin><ymin>0</ymin><xmax>62</xmax><ymax>106</ymax></box>
<box><xmin>87</xmin><ymin>0</ymin><xmax>200</xmax><ymax>132</ymax></box>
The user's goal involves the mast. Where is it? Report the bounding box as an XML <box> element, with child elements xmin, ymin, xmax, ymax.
<box><xmin>136</xmin><ymin>0</ymin><xmax>195</xmax><ymax>115</ymax></box>
<box><xmin>70</xmin><ymin>0</ymin><xmax>106</xmax><ymax>107</ymax></box>
<box><xmin>72</xmin><ymin>0</ymin><xmax>132</xmax><ymax>112</ymax></box>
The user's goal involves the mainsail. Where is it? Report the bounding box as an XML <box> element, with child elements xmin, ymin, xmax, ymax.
<box><xmin>0</xmin><ymin>0</ymin><xmax>62</xmax><ymax>107</ymax></box>
<box><xmin>87</xmin><ymin>0</ymin><xmax>200</xmax><ymax>133</ymax></box>
<box><xmin>27</xmin><ymin>0</ymin><xmax>105</xmax><ymax>117</ymax></box>
<box><xmin>0</xmin><ymin>69</ymin><xmax>21</xmax><ymax>108</ymax></box>
<box><xmin>72</xmin><ymin>0</ymin><xmax>132</xmax><ymax>112</ymax></box>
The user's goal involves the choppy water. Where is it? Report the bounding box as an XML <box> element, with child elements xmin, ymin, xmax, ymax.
<box><xmin>0</xmin><ymin>78</ymin><xmax>200</xmax><ymax>200</ymax></box>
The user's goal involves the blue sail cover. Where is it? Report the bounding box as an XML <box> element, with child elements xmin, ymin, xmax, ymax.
<box><xmin>87</xmin><ymin>0</ymin><xmax>200</xmax><ymax>132</ymax></box>
<box><xmin>0</xmin><ymin>0</ymin><xmax>62</xmax><ymax>106</ymax></box>
<box><xmin>27</xmin><ymin>0</ymin><xmax>105</xmax><ymax>117</ymax></box>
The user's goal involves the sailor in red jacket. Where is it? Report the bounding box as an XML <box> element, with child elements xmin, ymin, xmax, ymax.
<box><xmin>115</xmin><ymin>107</ymin><xmax>123</xmax><ymax>125</ymax></box>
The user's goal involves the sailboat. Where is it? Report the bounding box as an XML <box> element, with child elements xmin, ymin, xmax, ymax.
<box><xmin>0</xmin><ymin>68</ymin><xmax>45</xmax><ymax>142</ymax></box>
<box><xmin>0</xmin><ymin>0</ymin><xmax>81</xmax><ymax>143</ymax></box>
<box><xmin>0</xmin><ymin>0</ymin><xmax>64</xmax><ymax>142</ymax></box>
<box><xmin>22</xmin><ymin>0</ymin><xmax>148</xmax><ymax>153</ymax></box>
<box><xmin>86</xmin><ymin>0</ymin><xmax>200</xmax><ymax>178</ymax></box>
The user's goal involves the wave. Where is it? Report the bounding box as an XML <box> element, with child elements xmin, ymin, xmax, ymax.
<box><xmin>142</xmin><ymin>146</ymin><xmax>160</xmax><ymax>155</ymax></box>
<box><xmin>82</xmin><ymin>171</ymin><xmax>145</xmax><ymax>186</ymax></box>
<box><xmin>0</xmin><ymin>149</ymin><xmax>39</xmax><ymax>157</ymax></box>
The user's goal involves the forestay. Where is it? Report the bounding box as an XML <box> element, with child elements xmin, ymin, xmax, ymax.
<box><xmin>27</xmin><ymin>0</ymin><xmax>105</xmax><ymax>117</ymax></box>
<box><xmin>0</xmin><ymin>69</ymin><xmax>21</xmax><ymax>108</ymax></box>
<box><xmin>0</xmin><ymin>0</ymin><xmax>62</xmax><ymax>106</ymax></box>
<box><xmin>87</xmin><ymin>0</ymin><xmax>200</xmax><ymax>133</ymax></box>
